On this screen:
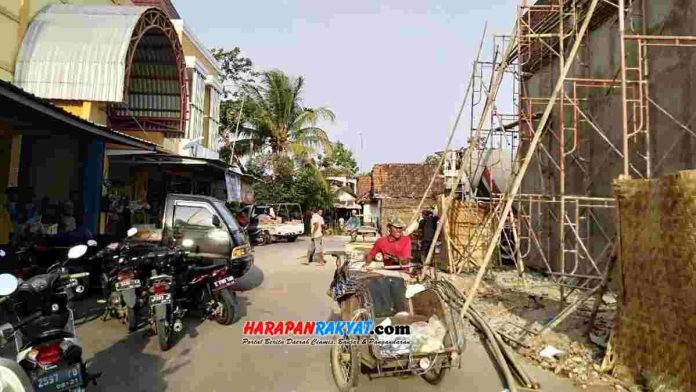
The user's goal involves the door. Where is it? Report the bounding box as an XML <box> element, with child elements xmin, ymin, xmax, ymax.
<box><xmin>172</xmin><ymin>201</ymin><xmax>231</xmax><ymax>265</ymax></box>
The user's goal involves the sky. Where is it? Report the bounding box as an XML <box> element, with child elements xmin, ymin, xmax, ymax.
<box><xmin>172</xmin><ymin>0</ymin><xmax>520</xmax><ymax>172</ymax></box>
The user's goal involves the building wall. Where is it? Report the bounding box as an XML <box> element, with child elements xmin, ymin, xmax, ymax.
<box><xmin>520</xmin><ymin>0</ymin><xmax>696</xmax><ymax>271</ymax></box>
<box><xmin>362</xmin><ymin>201</ymin><xmax>378</xmax><ymax>225</ymax></box>
<box><xmin>173</xmin><ymin>26</ymin><xmax>222</xmax><ymax>157</ymax></box>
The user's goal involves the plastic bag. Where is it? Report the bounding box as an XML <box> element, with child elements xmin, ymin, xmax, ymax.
<box><xmin>409</xmin><ymin>316</ymin><xmax>447</xmax><ymax>353</ymax></box>
<box><xmin>376</xmin><ymin>318</ymin><xmax>410</xmax><ymax>355</ymax></box>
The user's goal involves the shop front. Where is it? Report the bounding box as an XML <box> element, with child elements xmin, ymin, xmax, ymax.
<box><xmin>0</xmin><ymin>80</ymin><xmax>155</xmax><ymax>245</ymax></box>
<box><xmin>105</xmin><ymin>153</ymin><xmax>254</xmax><ymax>236</ymax></box>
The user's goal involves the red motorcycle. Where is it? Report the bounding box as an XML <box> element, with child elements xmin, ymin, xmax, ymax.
<box><xmin>148</xmin><ymin>262</ymin><xmax>238</xmax><ymax>351</ymax></box>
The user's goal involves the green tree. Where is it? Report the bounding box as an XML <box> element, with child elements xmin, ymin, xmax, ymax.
<box><xmin>213</xmin><ymin>47</ymin><xmax>261</xmax><ymax>170</ymax></box>
<box><xmin>424</xmin><ymin>154</ymin><xmax>440</xmax><ymax>164</ymax></box>
<box><xmin>252</xmin><ymin>165</ymin><xmax>332</xmax><ymax>211</ymax></box>
<box><xmin>212</xmin><ymin>47</ymin><xmax>259</xmax><ymax>96</ymax></box>
<box><xmin>237</xmin><ymin>70</ymin><xmax>335</xmax><ymax>160</ymax></box>
<box><xmin>330</xmin><ymin>141</ymin><xmax>358</xmax><ymax>175</ymax></box>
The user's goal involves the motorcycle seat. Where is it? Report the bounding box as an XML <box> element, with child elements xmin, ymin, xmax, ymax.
<box><xmin>189</xmin><ymin>264</ymin><xmax>220</xmax><ymax>273</ymax></box>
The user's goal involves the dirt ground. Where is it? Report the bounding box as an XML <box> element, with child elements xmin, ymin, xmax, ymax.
<box><xmin>444</xmin><ymin>267</ymin><xmax>631</xmax><ymax>392</ymax></box>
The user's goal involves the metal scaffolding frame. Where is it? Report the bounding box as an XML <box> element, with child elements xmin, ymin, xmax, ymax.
<box><xmin>438</xmin><ymin>0</ymin><xmax>696</xmax><ymax>332</ymax></box>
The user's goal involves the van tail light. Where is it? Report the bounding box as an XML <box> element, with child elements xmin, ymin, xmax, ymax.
<box><xmin>29</xmin><ymin>343</ymin><xmax>62</xmax><ymax>366</ymax></box>
<box><xmin>151</xmin><ymin>281</ymin><xmax>169</xmax><ymax>294</ymax></box>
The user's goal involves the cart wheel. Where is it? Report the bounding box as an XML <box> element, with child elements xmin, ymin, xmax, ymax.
<box><xmin>330</xmin><ymin>337</ymin><xmax>360</xmax><ymax>391</ymax></box>
<box><xmin>420</xmin><ymin>358</ymin><xmax>447</xmax><ymax>385</ymax></box>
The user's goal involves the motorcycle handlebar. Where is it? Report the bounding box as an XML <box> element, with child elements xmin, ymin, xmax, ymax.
<box><xmin>0</xmin><ymin>311</ymin><xmax>41</xmax><ymax>345</ymax></box>
<box><xmin>65</xmin><ymin>272</ymin><xmax>90</xmax><ymax>279</ymax></box>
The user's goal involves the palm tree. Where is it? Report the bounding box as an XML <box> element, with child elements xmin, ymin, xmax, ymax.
<box><xmin>227</xmin><ymin>70</ymin><xmax>335</xmax><ymax>170</ymax></box>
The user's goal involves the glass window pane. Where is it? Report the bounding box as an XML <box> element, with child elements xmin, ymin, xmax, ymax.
<box><xmin>174</xmin><ymin>205</ymin><xmax>214</xmax><ymax>229</ymax></box>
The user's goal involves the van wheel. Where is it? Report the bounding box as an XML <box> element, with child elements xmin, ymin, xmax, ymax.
<box><xmin>257</xmin><ymin>231</ymin><xmax>271</xmax><ymax>246</ymax></box>
<box><xmin>287</xmin><ymin>236</ymin><xmax>297</xmax><ymax>242</ymax></box>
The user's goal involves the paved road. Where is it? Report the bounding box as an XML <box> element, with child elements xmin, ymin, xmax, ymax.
<box><xmin>61</xmin><ymin>237</ymin><xmax>577</xmax><ymax>391</ymax></box>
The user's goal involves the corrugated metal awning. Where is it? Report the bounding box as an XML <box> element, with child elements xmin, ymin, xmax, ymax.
<box><xmin>15</xmin><ymin>5</ymin><xmax>152</xmax><ymax>102</ymax></box>
<box><xmin>14</xmin><ymin>4</ymin><xmax>187</xmax><ymax>134</ymax></box>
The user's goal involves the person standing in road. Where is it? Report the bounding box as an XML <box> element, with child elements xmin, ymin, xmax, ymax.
<box><xmin>308</xmin><ymin>207</ymin><xmax>326</xmax><ymax>265</ymax></box>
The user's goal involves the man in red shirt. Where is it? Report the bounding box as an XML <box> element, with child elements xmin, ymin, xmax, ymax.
<box><xmin>363</xmin><ymin>216</ymin><xmax>412</xmax><ymax>272</ymax></box>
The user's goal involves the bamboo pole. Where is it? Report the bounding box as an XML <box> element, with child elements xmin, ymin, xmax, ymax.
<box><xmin>459</xmin><ymin>0</ymin><xmax>602</xmax><ymax>315</ymax></box>
<box><xmin>406</xmin><ymin>23</ymin><xmax>488</xmax><ymax>233</ymax></box>
<box><xmin>420</xmin><ymin>22</ymin><xmax>520</xmax><ymax>280</ymax></box>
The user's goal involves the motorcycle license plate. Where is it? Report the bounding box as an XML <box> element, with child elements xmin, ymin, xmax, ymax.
<box><xmin>34</xmin><ymin>363</ymin><xmax>83</xmax><ymax>392</ymax></box>
<box><xmin>213</xmin><ymin>276</ymin><xmax>234</xmax><ymax>289</ymax></box>
<box><xmin>116</xmin><ymin>279</ymin><xmax>141</xmax><ymax>290</ymax></box>
<box><xmin>151</xmin><ymin>293</ymin><xmax>172</xmax><ymax>305</ymax></box>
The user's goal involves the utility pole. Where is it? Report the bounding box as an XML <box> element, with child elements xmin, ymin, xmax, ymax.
<box><xmin>229</xmin><ymin>95</ymin><xmax>246</xmax><ymax>166</ymax></box>
<box><xmin>357</xmin><ymin>131</ymin><xmax>364</xmax><ymax>172</ymax></box>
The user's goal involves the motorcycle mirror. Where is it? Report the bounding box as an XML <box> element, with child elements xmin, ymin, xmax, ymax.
<box><xmin>127</xmin><ymin>227</ymin><xmax>138</xmax><ymax>237</ymax></box>
<box><xmin>68</xmin><ymin>245</ymin><xmax>88</xmax><ymax>260</ymax></box>
<box><xmin>87</xmin><ymin>240</ymin><xmax>98</xmax><ymax>247</ymax></box>
<box><xmin>0</xmin><ymin>274</ymin><xmax>19</xmax><ymax>296</ymax></box>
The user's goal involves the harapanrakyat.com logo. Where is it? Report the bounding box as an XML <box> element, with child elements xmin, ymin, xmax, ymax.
<box><xmin>241</xmin><ymin>320</ymin><xmax>411</xmax><ymax>346</ymax></box>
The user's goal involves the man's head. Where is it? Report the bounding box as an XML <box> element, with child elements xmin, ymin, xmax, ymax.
<box><xmin>386</xmin><ymin>215</ymin><xmax>406</xmax><ymax>239</ymax></box>
<box><xmin>316</xmin><ymin>208</ymin><xmax>324</xmax><ymax>216</ymax></box>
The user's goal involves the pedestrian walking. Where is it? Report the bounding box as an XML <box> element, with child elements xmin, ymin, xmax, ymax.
<box><xmin>307</xmin><ymin>207</ymin><xmax>326</xmax><ymax>265</ymax></box>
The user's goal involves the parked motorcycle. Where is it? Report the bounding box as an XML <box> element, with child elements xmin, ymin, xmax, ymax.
<box><xmin>0</xmin><ymin>245</ymin><xmax>100</xmax><ymax>392</ymax></box>
<box><xmin>100</xmin><ymin>228</ymin><xmax>157</xmax><ymax>331</ymax></box>
<box><xmin>65</xmin><ymin>239</ymin><xmax>99</xmax><ymax>301</ymax></box>
<box><xmin>178</xmin><ymin>263</ymin><xmax>237</xmax><ymax>326</ymax></box>
<box><xmin>146</xmin><ymin>249</ymin><xmax>186</xmax><ymax>351</ymax></box>
<box><xmin>7</xmin><ymin>237</ymin><xmax>99</xmax><ymax>301</ymax></box>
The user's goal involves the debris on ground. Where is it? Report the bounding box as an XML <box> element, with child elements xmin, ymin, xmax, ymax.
<box><xmin>444</xmin><ymin>268</ymin><xmax>623</xmax><ymax>390</ymax></box>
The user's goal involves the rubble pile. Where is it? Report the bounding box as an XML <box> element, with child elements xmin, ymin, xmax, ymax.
<box><xmin>446</xmin><ymin>269</ymin><xmax>622</xmax><ymax>390</ymax></box>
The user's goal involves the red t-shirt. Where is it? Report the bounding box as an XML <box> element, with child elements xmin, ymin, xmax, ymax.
<box><xmin>367</xmin><ymin>235</ymin><xmax>412</xmax><ymax>269</ymax></box>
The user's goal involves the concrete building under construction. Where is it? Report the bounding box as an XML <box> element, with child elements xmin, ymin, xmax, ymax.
<box><xmin>465</xmin><ymin>0</ymin><xmax>696</xmax><ymax>281</ymax></box>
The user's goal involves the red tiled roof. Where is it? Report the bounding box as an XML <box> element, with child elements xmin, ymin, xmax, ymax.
<box><xmin>372</xmin><ymin>163</ymin><xmax>444</xmax><ymax>199</ymax></box>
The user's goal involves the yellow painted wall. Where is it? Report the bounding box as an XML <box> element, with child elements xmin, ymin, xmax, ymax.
<box><xmin>182</xmin><ymin>35</ymin><xmax>217</xmax><ymax>76</ymax></box>
<box><xmin>0</xmin><ymin>0</ymin><xmax>21</xmax><ymax>81</ymax></box>
<box><xmin>122</xmin><ymin>130</ymin><xmax>164</xmax><ymax>146</ymax></box>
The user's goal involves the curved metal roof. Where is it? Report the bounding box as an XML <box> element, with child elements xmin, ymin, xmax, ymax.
<box><xmin>15</xmin><ymin>5</ymin><xmax>156</xmax><ymax>102</ymax></box>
